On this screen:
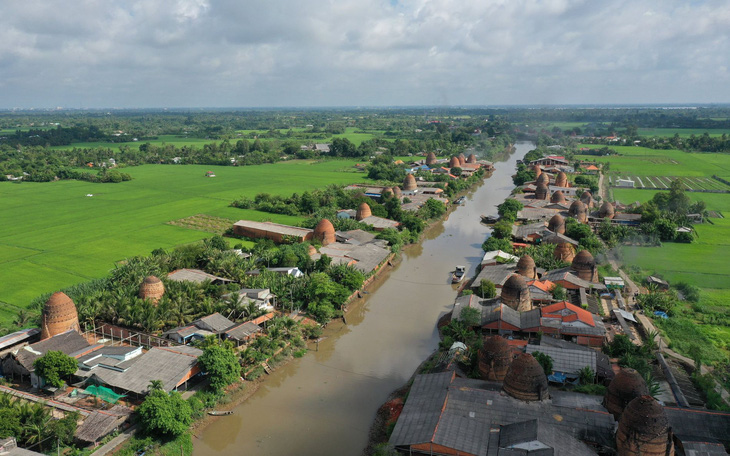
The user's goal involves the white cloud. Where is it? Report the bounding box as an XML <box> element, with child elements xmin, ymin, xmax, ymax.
<box><xmin>0</xmin><ymin>0</ymin><xmax>728</xmax><ymax>107</ymax></box>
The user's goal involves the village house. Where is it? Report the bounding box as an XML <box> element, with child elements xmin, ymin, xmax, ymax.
<box><xmin>76</xmin><ymin>345</ymin><xmax>203</xmax><ymax>397</ymax></box>
<box><xmin>224</xmin><ymin>288</ymin><xmax>277</xmax><ymax>312</ymax></box>
<box><xmin>0</xmin><ymin>328</ymin><xmax>40</xmax><ymax>359</ymax></box>
<box><xmin>0</xmin><ymin>437</ymin><xmax>45</xmax><ymax>456</ymax></box>
<box><xmin>162</xmin><ymin>312</ymin><xmax>236</xmax><ymax>344</ymax></box>
<box><xmin>452</xmin><ymin>297</ymin><xmax>607</xmax><ymax>347</ymax></box>
<box><xmin>1</xmin><ymin>330</ymin><xmax>92</xmax><ymax>387</ymax></box>
<box><xmin>530</xmin><ymin>155</ymin><xmax>570</xmax><ymax>167</ymax></box>
<box><xmin>232</xmin><ymin>220</ymin><xmax>314</xmax><ymax>243</ymax></box>
<box><xmin>167</xmin><ymin>268</ymin><xmax>232</xmax><ymax>285</ymax></box>
<box><xmin>246</xmin><ymin>267</ymin><xmax>304</xmax><ymax>278</ymax></box>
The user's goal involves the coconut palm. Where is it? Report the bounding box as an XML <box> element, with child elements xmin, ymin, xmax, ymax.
<box><xmin>13</xmin><ymin>309</ymin><xmax>34</xmax><ymax>327</ymax></box>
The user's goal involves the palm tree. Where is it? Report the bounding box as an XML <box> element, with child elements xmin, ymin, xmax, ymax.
<box><xmin>221</xmin><ymin>293</ymin><xmax>246</xmax><ymax>320</ymax></box>
<box><xmin>13</xmin><ymin>309</ymin><xmax>33</xmax><ymax>327</ymax></box>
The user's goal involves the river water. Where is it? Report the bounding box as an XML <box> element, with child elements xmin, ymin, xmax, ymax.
<box><xmin>193</xmin><ymin>142</ymin><xmax>532</xmax><ymax>456</ymax></box>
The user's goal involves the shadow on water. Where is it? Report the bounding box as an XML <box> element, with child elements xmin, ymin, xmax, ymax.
<box><xmin>193</xmin><ymin>142</ymin><xmax>534</xmax><ymax>456</ymax></box>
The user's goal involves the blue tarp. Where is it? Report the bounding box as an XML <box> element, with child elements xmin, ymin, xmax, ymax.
<box><xmin>548</xmin><ymin>372</ymin><xmax>567</xmax><ymax>383</ymax></box>
<box><xmin>654</xmin><ymin>311</ymin><xmax>669</xmax><ymax>319</ymax></box>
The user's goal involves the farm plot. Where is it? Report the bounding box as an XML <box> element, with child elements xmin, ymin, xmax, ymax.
<box><xmin>611</xmin><ymin>174</ymin><xmax>730</xmax><ymax>192</ymax></box>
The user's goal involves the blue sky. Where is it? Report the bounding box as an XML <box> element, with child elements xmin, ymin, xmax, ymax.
<box><xmin>1</xmin><ymin>0</ymin><xmax>729</xmax><ymax>108</ymax></box>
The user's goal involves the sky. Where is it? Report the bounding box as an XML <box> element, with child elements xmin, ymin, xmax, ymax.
<box><xmin>1</xmin><ymin>0</ymin><xmax>729</xmax><ymax>108</ymax></box>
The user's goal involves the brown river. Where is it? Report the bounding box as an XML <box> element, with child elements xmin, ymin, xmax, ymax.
<box><xmin>193</xmin><ymin>142</ymin><xmax>532</xmax><ymax>456</ymax></box>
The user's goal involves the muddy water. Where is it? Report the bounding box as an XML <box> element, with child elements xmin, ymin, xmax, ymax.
<box><xmin>193</xmin><ymin>143</ymin><xmax>532</xmax><ymax>456</ymax></box>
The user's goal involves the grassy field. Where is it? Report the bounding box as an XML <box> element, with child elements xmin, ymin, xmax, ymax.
<box><xmin>0</xmin><ymin>160</ymin><xmax>367</xmax><ymax>322</ymax></box>
<box><xmin>637</xmin><ymin>128</ymin><xmax>730</xmax><ymax>138</ymax></box>
<box><xmin>601</xmin><ymin>144</ymin><xmax>730</xmax><ymax>361</ymax></box>
<box><xmin>578</xmin><ymin>145</ymin><xmax>730</xmax><ymax>177</ymax></box>
<box><xmin>616</xmin><ymin>189</ymin><xmax>730</xmax><ymax>286</ymax></box>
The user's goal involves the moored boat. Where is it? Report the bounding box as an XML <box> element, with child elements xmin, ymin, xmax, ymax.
<box><xmin>451</xmin><ymin>265</ymin><xmax>466</xmax><ymax>283</ymax></box>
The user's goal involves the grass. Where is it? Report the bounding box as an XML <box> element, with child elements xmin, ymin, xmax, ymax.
<box><xmin>0</xmin><ymin>159</ymin><xmax>368</xmax><ymax>322</ymax></box>
<box><xmin>637</xmin><ymin>128</ymin><xmax>730</xmax><ymax>138</ymax></box>
<box><xmin>577</xmin><ymin>145</ymin><xmax>730</xmax><ymax>177</ymax></box>
<box><xmin>609</xmin><ymin>160</ymin><xmax>730</xmax><ymax>363</ymax></box>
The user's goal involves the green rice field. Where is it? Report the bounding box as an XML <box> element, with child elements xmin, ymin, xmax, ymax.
<box><xmin>604</xmin><ymin>145</ymin><xmax>730</xmax><ymax>360</ymax></box>
<box><xmin>637</xmin><ymin>128</ymin><xmax>730</xmax><ymax>138</ymax></box>
<box><xmin>614</xmin><ymin>188</ymin><xmax>730</xmax><ymax>289</ymax></box>
<box><xmin>0</xmin><ymin>160</ymin><xmax>367</xmax><ymax>321</ymax></box>
<box><xmin>577</xmin><ymin>145</ymin><xmax>730</xmax><ymax>177</ymax></box>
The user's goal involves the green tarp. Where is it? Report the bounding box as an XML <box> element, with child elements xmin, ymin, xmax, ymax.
<box><xmin>84</xmin><ymin>384</ymin><xmax>126</xmax><ymax>404</ymax></box>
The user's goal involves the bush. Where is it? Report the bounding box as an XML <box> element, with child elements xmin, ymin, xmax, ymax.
<box><xmin>573</xmin><ymin>384</ymin><xmax>607</xmax><ymax>396</ymax></box>
<box><xmin>675</xmin><ymin>282</ymin><xmax>700</xmax><ymax>302</ymax></box>
<box><xmin>491</xmin><ymin>220</ymin><xmax>513</xmax><ymax>239</ymax></box>
<box><xmin>482</xmin><ymin>237</ymin><xmax>512</xmax><ymax>252</ymax></box>
<box><xmin>138</xmin><ymin>384</ymin><xmax>193</xmax><ymax>437</ymax></box>
<box><xmin>532</xmin><ymin>351</ymin><xmax>553</xmax><ymax>375</ymax></box>
<box><xmin>475</xmin><ymin>279</ymin><xmax>496</xmax><ymax>299</ymax></box>
<box><xmin>198</xmin><ymin>341</ymin><xmax>241</xmax><ymax>393</ymax></box>
<box><xmin>497</xmin><ymin>199</ymin><xmax>523</xmax><ymax>220</ymax></box>
<box><xmin>33</xmin><ymin>351</ymin><xmax>78</xmax><ymax>388</ymax></box>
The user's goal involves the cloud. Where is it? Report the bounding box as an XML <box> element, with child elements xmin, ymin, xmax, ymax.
<box><xmin>1</xmin><ymin>0</ymin><xmax>729</xmax><ymax>107</ymax></box>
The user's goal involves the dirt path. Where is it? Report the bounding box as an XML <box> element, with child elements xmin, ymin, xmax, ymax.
<box><xmin>598</xmin><ymin>171</ymin><xmax>608</xmax><ymax>201</ymax></box>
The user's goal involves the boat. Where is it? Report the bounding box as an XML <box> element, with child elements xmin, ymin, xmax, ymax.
<box><xmin>481</xmin><ymin>214</ymin><xmax>499</xmax><ymax>224</ymax></box>
<box><xmin>208</xmin><ymin>410</ymin><xmax>234</xmax><ymax>416</ymax></box>
<box><xmin>451</xmin><ymin>265</ymin><xmax>466</xmax><ymax>283</ymax></box>
<box><xmin>454</xmin><ymin>196</ymin><xmax>466</xmax><ymax>205</ymax></box>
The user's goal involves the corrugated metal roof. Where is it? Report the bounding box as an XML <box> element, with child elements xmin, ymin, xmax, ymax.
<box><xmin>389</xmin><ymin>371</ymin><xmax>454</xmax><ymax>447</ymax></box>
<box><xmin>526</xmin><ymin>344</ymin><xmax>596</xmax><ymax>375</ymax></box>
<box><xmin>232</xmin><ymin>220</ymin><xmax>313</xmax><ymax>237</ymax></box>
<box><xmin>0</xmin><ymin>328</ymin><xmax>39</xmax><ymax>351</ymax></box>
<box><xmin>472</xmin><ymin>264</ymin><xmax>516</xmax><ymax>288</ymax></box>
<box><xmin>666</xmin><ymin>408</ymin><xmax>730</xmax><ymax>448</ymax></box>
<box><xmin>167</xmin><ymin>269</ymin><xmax>231</xmax><ymax>283</ymax></box>
<box><xmin>86</xmin><ymin>346</ymin><xmax>201</xmax><ymax>395</ymax></box>
<box><xmin>390</xmin><ymin>372</ymin><xmax>616</xmax><ymax>453</ymax></box>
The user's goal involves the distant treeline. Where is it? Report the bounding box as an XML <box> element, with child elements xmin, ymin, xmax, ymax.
<box><xmin>0</xmin><ymin>113</ymin><xmax>514</xmax><ymax>183</ymax></box>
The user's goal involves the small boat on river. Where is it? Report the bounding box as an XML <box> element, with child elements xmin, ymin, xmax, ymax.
<box><xmin>451</xmin><ymin>265</ymin><xmax>466</xmax><ymax>283</ymax></box>
<box><xmin>481</xmin><ymin>214</ymin><xmax>499</xmax><ymax>224</ymax></box>
<box><xmin>454</xmin><ymin>196</ymin><xmax>466</xmax><ymax>205</ymax></box>
<box><xmin>208</xmin><ymin>410</ymin><xmax>234</xmax><ymax>416</ymax></box>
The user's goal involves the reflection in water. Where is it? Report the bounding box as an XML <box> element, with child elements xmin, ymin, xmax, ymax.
<box><xmin>194</xmin><ymin>143</ymin><xmax>533</xmax><ymax>456</ymax></box>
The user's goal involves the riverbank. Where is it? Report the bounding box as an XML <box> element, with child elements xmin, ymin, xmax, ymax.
<box><xmin>193</xmin><ymin>143</ymin><xmax>532</xmax><ymax>456</ymax></box>
<box><xmin>106</xmin><ymin>157</ymin><xmax>496</xmax><ymax>456</ymax></box>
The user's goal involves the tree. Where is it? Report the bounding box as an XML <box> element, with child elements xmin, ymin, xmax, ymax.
<box><xmin>205</xmin><ymin>235</ymin><xmax>228</xmax><ymax>251</ymax></box>
<box><xmin>497</xmin><ymin>199</ymin><xmax>523</xmax><ymax>220</ymax></box>
<box><xmin>330</xmin><ymin>137</ymin><xmax>358</xmax><ymax>157</ymax></box>
<box><xmin>33</xmin><ymin>351</ymin><xmax>77</xmax><ymax>388</ymax></box>
<box><xmin>199</xmin><ymin>340</ymin><xmax>241</xmax><ymax>393</ymax></box>
<box><xmin>138</xmin><ymin>382</ymin><xmax>193</xmax><ymax>436</ymax></box>
<box><xmin>0</xmin><ymin>407</ymin><xmax>21</xmax><ymax>440</ymax></box>
<box><xmin>490</xmin><ymin>220</ymin><xmax>513</xmax><ymax>239</ymax></box>
<box><xmin>532</xmin><ymin>351</ymin><xmax>553</xmax><ymax>376</ymax></box>
<box><xmin>550</xmin><ymin>284</ymin><xmax>567</xmax><ymax>301</ymax></box>
<box><xmin>459</xmin><ymin>307</ymin><xmax>481</xmax><ymax>328</ymax></box>
<box><xmin>475</xmin><ymin>279</ymin><xmax>496</xmax><ymax>299</ymax></box>
<box><xmin>49</xmin><ymin>411</ymin><xmax>79</xmax><ymax>445</ymax></box>
<box><xmin>482</xmin><ymin>237</ymin><xmax>512</xmax><ymax>252</ymax></box>
<box><xmin>450</xmin><ymin>167</ymin><xmax>462</xmax><ymax>177</ymax></box>
<box><xmin>654</xmin><ymin>218</ymin><xmax>677</xmax><ymax>241</ymax></box>
<box><xmin>578</xmin><ymin>366</ymin><xmax>595</xmax><ymax>385</ymax></box>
